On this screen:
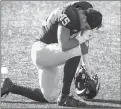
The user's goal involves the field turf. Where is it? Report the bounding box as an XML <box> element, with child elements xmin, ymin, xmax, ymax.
<box><xmin>1</xmin><ymin>1</ymin><xmax>121</xmax><ymax>108</ymax></box>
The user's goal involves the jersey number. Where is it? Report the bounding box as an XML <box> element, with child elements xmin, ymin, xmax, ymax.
<box><xmin>60</xmin><ymin>14</ymin><xmax>70</xmax><ymax>26</ymax></box>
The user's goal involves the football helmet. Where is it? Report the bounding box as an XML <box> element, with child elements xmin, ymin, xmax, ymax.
<box><xmin>75</xmin><ymin>65</ymin><xmax>100</xmax><ymax>100</ymax></box>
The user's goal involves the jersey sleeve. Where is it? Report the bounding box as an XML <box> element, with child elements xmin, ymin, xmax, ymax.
<box><xmin>58</xmin><ymin>6</ymin><xmax>80</xmax><ymax>30</ymax></box>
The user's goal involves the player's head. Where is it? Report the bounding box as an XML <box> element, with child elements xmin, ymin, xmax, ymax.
<box><xmin>78</xmin><ymin>8</ymin><xmax>102</xmax><ymax>31</ymax></box>
<box><xmin>73</xmin><ymin>1</ymin><xmax>102</xmax><ymax>30</ymax></box>
<box><xmin>85</xmin><ymin>8</ymin><xmax>102</xmax><ymax>29</ymax></box>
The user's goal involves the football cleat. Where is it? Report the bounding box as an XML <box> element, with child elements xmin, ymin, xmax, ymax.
<box><xmin>57</xmin><ymin>94</ymin><xmax>87</xmax><ymax>107</ymax></box>
<box><xmin>1</xmin><ymin>78</ymin><xmax>13</xmax><ymax>97</ymax></box>
<box><xmin>75</xmin><ymin>65</ymin><xmax>100</xmax><ymax>100</ymax></box>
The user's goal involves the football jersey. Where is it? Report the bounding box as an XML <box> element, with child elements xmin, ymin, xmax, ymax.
<box><xmin>39</xmin><ymin>4</ymin><xmax>81</xmax><ymax>44</ymax></box>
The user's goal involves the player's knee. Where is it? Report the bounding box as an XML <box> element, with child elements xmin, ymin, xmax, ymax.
<box><xmin>34</xmin><ymin>88</ymin><xmax>48</xmax><ymax>102</ymax></box>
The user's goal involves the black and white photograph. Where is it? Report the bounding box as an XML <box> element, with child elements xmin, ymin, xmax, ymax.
<box><xmin>1</xmin><ymin>0</ymin><xmax>121</xmax><ymax>108</ymax></box>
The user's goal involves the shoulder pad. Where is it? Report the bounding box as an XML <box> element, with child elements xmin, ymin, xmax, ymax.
<box><xmin>58</xmin><ymin>6</ymin><xmax>80</xmax><ymax>31</ymax></box>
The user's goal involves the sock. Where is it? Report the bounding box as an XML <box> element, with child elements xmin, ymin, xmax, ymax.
<box><xmin>62</xmin><ymin>56</ymin><xmax>81</xmax><ymax>95</ymax></box>
<box><xmin>11</xmin><ymin>84</ymin><xmax>48</xmax><ymax>103</ymax></box>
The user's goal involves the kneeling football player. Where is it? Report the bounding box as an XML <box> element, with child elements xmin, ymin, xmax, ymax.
<box><xmin>1</xmin><ymin>1</ymin><xmax>102</xmax><ymax>107</ymax></box>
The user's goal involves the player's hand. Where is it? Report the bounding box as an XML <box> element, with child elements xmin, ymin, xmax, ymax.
<box><xmin>75</xmin><ymin>30</ymin><xmax>95</xmax><ymax>44</ymax></box>
<box><xmin>84</xmin><ymin>65</ymin><xmax>95</xmax><ymax>79</ymax></box>
<box><xmin>81</xmin><ymin>30</ymin><xmax>95</xmax><ymax>40</ymax></box>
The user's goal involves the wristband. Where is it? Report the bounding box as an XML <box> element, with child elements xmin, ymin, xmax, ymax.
<box><xmin>76</xmin><ymin>34</ymin><xmax>87</xmax><ymax>44</ymax></box>
<box><xmin>83</xmin><ymin>34</ymin><xmax>90</xmax><ymax>40</ymax></box>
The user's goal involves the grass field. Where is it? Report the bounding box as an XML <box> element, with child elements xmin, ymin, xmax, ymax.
<box><xmin>1</xmin><ymin>1</ymin><xmax>121</xmax><ymax>108</ymax></box>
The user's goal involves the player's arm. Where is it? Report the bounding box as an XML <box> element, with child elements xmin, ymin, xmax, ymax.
<box><xmin>57</xmin><ymin>20</ymin><xmax>92</xmax><ymax>51</ymax></box>
<box><xmin>79</xmin><ymin>40</ymin><xmax>95</xmax><ymax>78</ymax></box>
<box><xmin>57</xmin><ymin>25</ymin><xmax>79</xmax><ymax>51</ymax></box>
<box><xmin>57</xmin><ymin>6</ymin><xmax>92</xmax><ymax>51</ymax></box>
<box><xmin>57</xmin><ymin>25</ymin><xmax>93</xmax><ymax>51</ymax></box>
<box><xmin>80</xmin><ymin>41</ymin><xmax>89</xmax><ymax>65</ymax></box>
<box><xmin>81</xmin><ymin>47</ymin><xmax>95</xmax><ymax>78</ymax></box>
<box><xmin>81</xmin><ymin>54</ymin><xmax>89</xmax><ymax>66</ymax></box>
